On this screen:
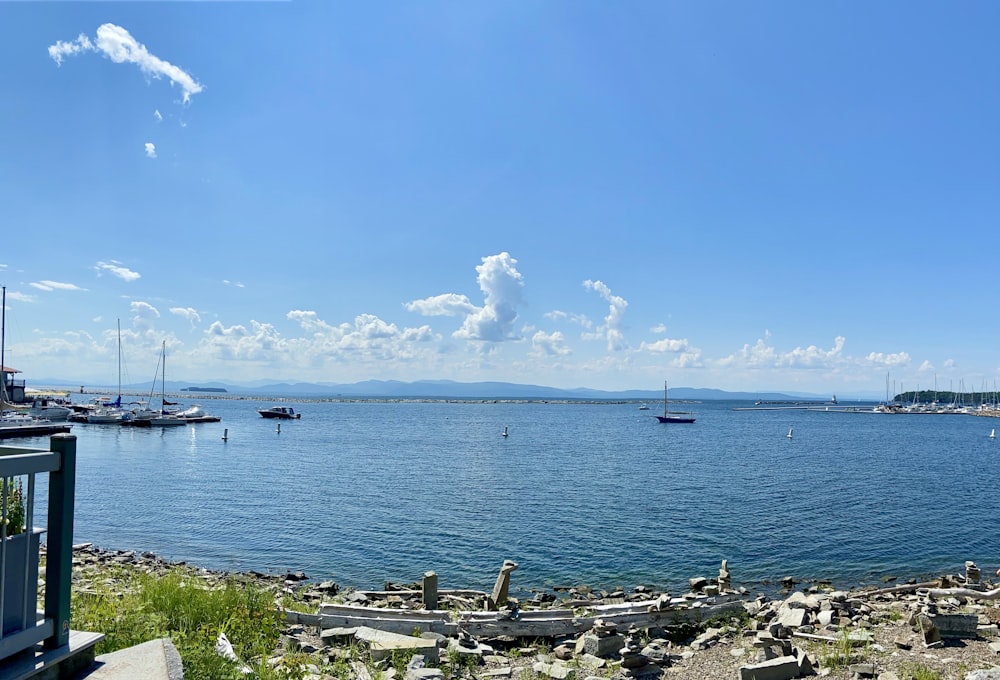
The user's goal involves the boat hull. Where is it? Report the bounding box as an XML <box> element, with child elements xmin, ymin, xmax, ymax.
<box><xmin>655</xmin><ymin>415</ymin><xmax>695</xmax><ymax>424</ymax></box>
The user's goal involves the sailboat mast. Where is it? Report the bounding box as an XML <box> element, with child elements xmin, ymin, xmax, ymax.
<box><xmin>663</xmin><ymin>380</ymin><xmax>668</xmax><ymax>417</ymax></box>
<box><xmin>1</xmin><ymin>286</ymin><xmax>6</xmax><ymax>403</ymax></box>
<box><xmin>161</xmin><ymin>340</ymin><xmax>166</xmax><ymax>413</ymax></box>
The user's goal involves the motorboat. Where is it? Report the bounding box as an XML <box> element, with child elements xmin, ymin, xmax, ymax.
<box><xmin>258</xmin><ymin>406</ymin><xmax>301</xmax><ymax>419</ymax></box>
<box><xmin>28</xmin><ymin>396</ymin><xmax>72</xmax><ymax>421</ymax></box>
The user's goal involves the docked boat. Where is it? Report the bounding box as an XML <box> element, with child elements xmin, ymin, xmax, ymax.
<box><xmin>0</xmin><ymin>410</ymin><xmax>72</xmax><ymax>439</ymax></box>
<box><xmin>654</xmin><ymin>381</ymin><xmax>695</xmax><ymax>424</ymax></box>
<box><xmin>88</xmin><ymin>320</ymin><xmax>127</xmax><ymax>424</ymax></box>
<box><xmin>27</xmin><ymin>395</ymin><xmax>72</xmax><ymax>421</ymax></box>
<box><xmin>258</xmin><ymin>406</ymin><xmax>301</xmax><ymax>419</ymax></box>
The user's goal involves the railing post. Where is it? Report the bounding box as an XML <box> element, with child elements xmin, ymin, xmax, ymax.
<box><xmin>43</xmin><ymin>434</ymin><xmax>76</xmax><ymax>649</ymax></box>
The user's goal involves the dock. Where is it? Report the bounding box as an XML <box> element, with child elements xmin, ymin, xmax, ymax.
<box><xmin>0</xmin><ymin>422</ymin><xmax>73</xmax><ymax>439</ymax></box>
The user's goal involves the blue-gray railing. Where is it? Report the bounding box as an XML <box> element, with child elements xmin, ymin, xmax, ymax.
<box><xmin>0</xmin><ymin>434</ymin><xmax>76</xmax><ymax>661</ymax></box>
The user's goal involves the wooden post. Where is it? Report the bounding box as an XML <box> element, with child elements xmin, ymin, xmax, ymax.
<box><xmin>44</xmin><ymin>434</ymin><xmax>76</xmax><ymax>649</ymax></box>
<box><xmin>422</xmin><ymin>571</ymin><xmax>438</xmax><ymax>610</ymax></box>
<box><xmin>488</xmin><ymin>560</ymin><xmax>519</xmax><ymax>611</ymax></box>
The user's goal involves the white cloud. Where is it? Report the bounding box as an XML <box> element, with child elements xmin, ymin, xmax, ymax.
<box><xmin>404</xmin><ymin>293</ymin><xmax>476</xmax><ymax>317</ymax></box>
<box><xmin>453</xmin><ymin>253</ymin><xmax>524</xmax><ymax>342</ymax></box>
<box><xmin>865</xmin><ymin>350</ymin><xmax>911</xmax><ymax>367</ymax></box>
<box><xmin>719</xmin><ymin>336</ymin><xmax>850</xmax><ymax>369</ymax></box>
<box><xmin>407</xmin><ymin>253</ymin><xmax>525</xmax><ymax>343</ymax></box>
<box><xmin>222</xmin><ymin>280</ymin><xmax>246</xmax><ymax>288</ymax></box>
<box><xmin>530</xmin><ymin>330</ymin><xmax>571</xmax><ymax>357</ymax></box>
<box><xmin>95</xmin><ymin>261</ymin><xmax>141</xmax><ymax>282</ymax></box>
<box><xmin>130</xmin><ymin>301</ymin><xmax>160</xmax><ymax>331</ymax></box>
<box><xmin>582</xmin><ymin>279</ymin><xmax>628</xmax><ymax>351</ymax></box>
<box><xmin>170</xmin><ymin>307</ymin><xmax>201</xmax><ymax>327</ymax></box>
<box><xmin>153</xmin><ymin>109</ymin><xmax>162</xmax><ymax>122</ymax></box>
<box><xmin>49</xmin><ymin>23</ymin><xmax>204</xmax><ymax>104</ymax></box>
<box><xmin>47</xmin><ymin>33</ymin><xmax>94</xmax><ymax>65</ymax></box>
<box><xmin>29</xmin><ymin>280</ymin><xmax>86</xmax><ymax>292</ymax></box>
<box><xmin>4</xmin><ymin>291</ymin><xmax>35</xmax><ymax>303</ymax></box>
<box><xmin>144</xmin><ymin>142</ymin><xmax>157</xmax><ymax>158</ymax></box>
<box><xmin>544</xmin><ymin>310</ymin><xmax>593</xmax><ymax>329</ymax></box>
<box><xmin>650</xmin><ymin>323</ymin><xmax>666</xmax><ymax>333</ymax></box>
<box><xmin>641</xmin><ymin>337</ymin><xmax>690</xmax><ymax>353</ymax></box>
<box><xmin>918</xmin><ymin>360</ymin><xmax>934</xmax><ymax>372</ymax></box>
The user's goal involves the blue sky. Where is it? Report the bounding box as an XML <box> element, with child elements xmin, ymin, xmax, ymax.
<box><xmin>1</xmin><ymin>2</ymin><xmax>998</xmax><ymax>395</ymax></box>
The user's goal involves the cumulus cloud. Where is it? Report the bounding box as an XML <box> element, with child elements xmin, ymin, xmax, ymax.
<box><xmin>641</xmin><ymin>337</ymin><xmax>690</xmax><ymax>353</ymax></box>
<box><xmin>29</xmin><ymin>280</ymin><xmax>86</xmax><ymax>292</ymax></box>
<box><xmin>718</xmin><ymin>336</ymin><xmax>850</xmax><ymax>370</ymax></box>
<box><xmin>404</xmin><ymin>293</ymin><xmax>476</xmax><ymax>317</ymax></box>
<box><xmin>582</xmin><ymin>279</ymin><xmax>628</xmax><ymax>351</ymax></box>
<box><xmin>49</xmin><ymin>23</ymin><xmax>204</xmax><ymax>103</ymax></box>
<box><xmin>170</xmin><ymin>307</ymin><xmax>201</xmax><ymax>327</ymax></box>
<box><xmin>95</xmin><ymin>261</ymin><xmax>141</xmax><ymax>281</ymax></box>
<box><xmin>650</xmin><ymin>323</ymin><xmax>666</xmax><ymax>333</ymax></box>
<box><xmin>130</xmin><ymin>301</ymin><xmax>160</xmax><ymax>331</ymax></box>
<box><xmin>144</xmin><ymin>142</ymin><xmax>156</xmax><ymax>158</ymax></box>
<box><xmin>530</xmin><ymin>330</ymin><xmax>571</xmax><ymax>357</ymax></box>
<box><xmin>865</xmin><ymin>350</ymin><xmax>911</xmax><ymax>367</ymax></box>
<box><xmin>407</xmin><ymin>253</ymin><xmax>525</xmax><ymax>343</ymax></box>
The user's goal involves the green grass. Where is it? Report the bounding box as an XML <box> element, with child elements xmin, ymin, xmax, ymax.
<box><xmin>69</xmin><ymin>564</ymin><xmax>307</xmax><ymax>680</ymax></box>
<box><xmin>899</xmin><ymin>662</ymin><xmax>942</xmax><ymax>680</ymax></box>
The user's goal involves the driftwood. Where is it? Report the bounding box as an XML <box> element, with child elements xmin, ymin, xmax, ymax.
<box><xmin>919</xmin><ymin>586</ymin><xmax>1000</xmax><ymax>601</ymax></box>
<box><xmin>284</xmin><ymin>596</ymin><xmax>745</xmax><ymax>638</ymax></box>
<box><xmin>852</xmin><ymin>581</ymin><xmax>940</xmax><ymax>598</ymax></box>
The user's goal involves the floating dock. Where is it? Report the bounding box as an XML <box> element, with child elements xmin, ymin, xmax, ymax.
<box><xmin>0</xmin><ymin>422</ymin><xmax>73</xmax><ymax>440</ymax></box>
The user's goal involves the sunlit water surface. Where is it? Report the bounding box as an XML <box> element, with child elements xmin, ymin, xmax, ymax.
<box><xmin>15</xmin><ymin>398</ymin><xmax>1000</xmax><ymax>595</ymax></box>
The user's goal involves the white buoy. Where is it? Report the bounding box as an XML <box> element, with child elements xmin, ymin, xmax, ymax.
<box><xmin>502</xmin><ymin>425</ymin><xmax>508</xmax><ymax>438</ymax></box>
<box><xmin>786</xmin><ymin>427</ymin><xmax>793</xmax><ymax>439</ymax></box>
<box><xmin>222</xmin><ymin>428</ymin><xmax>228</xmax><ymax>442</ymax></box>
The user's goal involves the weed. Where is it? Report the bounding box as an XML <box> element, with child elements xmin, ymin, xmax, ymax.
<box><xmin>898</xmin><ymin>662</ymin><xmax>942</xmax><ymax>680</ymax></box>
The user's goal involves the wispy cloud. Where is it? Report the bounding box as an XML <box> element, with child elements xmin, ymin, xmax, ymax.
<box><xmin>153</xmin><ymin>110</ymin><xmax>163</xmax><ymax>122</ymax></box>
<box><xmin>170</xmin><ymin>307</ymin><xmax>201</xmax><ymax>327</ymax></box>
<box><xmin>582</xmin><ymin>279</ymin><xmax>628</xmax><ymax>351</ymax></box>
<box><xmin>4</xmin><ymin>291</ymin><xmax>35</xmax><ymax>303</ymax></box>
<box><xmin>222</xmin><ymin>280</ymin><xmax>246</xmax><ymax>288</ymax></box>
<box><xmin>95</xmin><ymin>261</ymin><xmax>141</xmax><ymax>282</ymax></box>
<box><xmin>144</xmin><ymin>142</ymin><xmax>157</xmax><ymax>158</ymax></box>
<box><xmin>49</xmin><ymin>23</ymin><xmax>204</xmax><ymax>104</ymax></box>
<box><xmin>29</xmin><ymin>280</ymin><xmax>86</xmax><ymax>292</ymax></box>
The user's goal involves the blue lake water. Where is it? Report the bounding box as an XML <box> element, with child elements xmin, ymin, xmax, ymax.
<box><xmin>11</xmin><ymin>398</ymin><xmax>1000</xmax><ymax>596</ymax></box>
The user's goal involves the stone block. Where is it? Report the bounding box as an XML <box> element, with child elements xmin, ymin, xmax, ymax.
<box><xmin>581</xmin><ymin>632</ymin><xmax>623</xmax><ymax>657</ymax></box>
<box><xmin>738</xmin><ymin>655</ymin><xmax>799</xmax><ymax>680</ymax></box>
<box><xmin>930</xmin><ymin>613</ymin><xmax>979</xmax><ymax>638</ymax></box>
<box><xmin>355</xmin><ymin>627</ymin><xmax>440</xmax><ymax>664</ymax></box>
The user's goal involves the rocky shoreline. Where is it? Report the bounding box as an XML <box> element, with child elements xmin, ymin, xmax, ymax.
<box><xmin>59</xmin><ymin>544</ymin><xmax>1000</xmax><ymax>679</ymax></box>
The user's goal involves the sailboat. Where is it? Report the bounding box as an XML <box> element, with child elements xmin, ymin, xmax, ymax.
<box><xmin>654</xmin><ymin>381</ymin><xmax>695</xmax><ymax>424</ymax></box>
<box><xmin>87</xmin><ymin>319</ymin><xmax>126</xmax><ymax>424</ymax></box>
<box><xmin>148</xmin><ymin>341</ymin><xmax>186</xmax><ymax>427</ymax></box>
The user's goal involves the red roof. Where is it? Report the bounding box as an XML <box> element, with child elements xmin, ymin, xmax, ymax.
<box><xmin>0</xmin><ymin>365</ymin><xmax>21</xmax><ymax>373</ymax></box>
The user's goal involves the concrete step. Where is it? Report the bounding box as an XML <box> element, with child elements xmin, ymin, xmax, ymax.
<box><xmin>78</xmin><ymin>638</ymin><xmax>183</xmax><ymax>680</ymax></box>
<box><xmin>0</xmin><ymin>634</ymin><xmax>183</xmax><ymax>680</ymax></box>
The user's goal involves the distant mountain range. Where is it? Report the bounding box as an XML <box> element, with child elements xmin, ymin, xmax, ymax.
<box><xmin>33</xmin><ymin>377</ymin><xmax>878</xmax><ymax>401</ymax></box>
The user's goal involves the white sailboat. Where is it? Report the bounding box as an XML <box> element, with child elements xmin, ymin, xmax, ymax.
<box><xmin>87</xmin><ymin>319</ymin><xmax>126</xmax><ymax>424</ymax></box>
<box><xmin>148</xmin><ymin>341</ymin><xmax>186</xmax><ymax>427</ymax></box>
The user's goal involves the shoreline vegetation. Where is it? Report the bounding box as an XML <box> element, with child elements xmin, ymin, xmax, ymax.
<box><xmin>52</xmin><ymin>543</ymin><xmax>1000</xmax><ymax>680</ymax></box>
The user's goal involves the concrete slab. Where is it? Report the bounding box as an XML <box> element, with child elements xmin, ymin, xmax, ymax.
<box><xmin>83</xmin><ymin>638</ymin><xmax>183</xmax><ymax>680</ymax></box>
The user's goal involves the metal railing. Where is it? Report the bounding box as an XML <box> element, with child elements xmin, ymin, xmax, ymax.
<box><xmin>0</xmin><ymin>434</ymin><xmax>76</xmax><ymax>661</ymax></box>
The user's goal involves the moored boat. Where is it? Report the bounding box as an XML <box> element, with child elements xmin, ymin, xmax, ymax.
<box><xmin>258</xmin><ymin>406</ymin><xmax>301</xmax><ymax>419</ymax></box>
